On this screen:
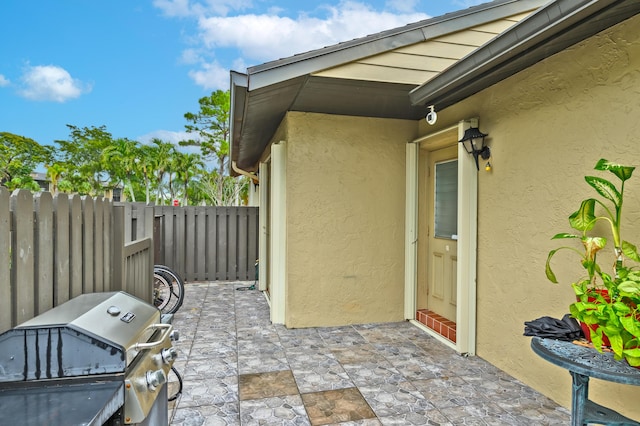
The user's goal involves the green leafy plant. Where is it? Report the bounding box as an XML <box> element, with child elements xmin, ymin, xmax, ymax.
<box><xmin>546</xmin><ymin>159</ymin><xmax>640</xmax><ymax>366</ymax></box>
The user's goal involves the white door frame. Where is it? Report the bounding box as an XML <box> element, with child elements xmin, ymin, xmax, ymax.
<box><xmin>405</xmin><ymin>119</ymin><xmax>478</xmax><ymax>355</ymax></box>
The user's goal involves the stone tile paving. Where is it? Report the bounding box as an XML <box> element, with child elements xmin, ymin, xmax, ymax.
<box><xmin>168</xmin><ymin>282</ymin><xmax>570</xmax><ymax>425</ymax></box>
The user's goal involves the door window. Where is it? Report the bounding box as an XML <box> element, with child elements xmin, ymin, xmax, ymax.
<box><xmin>434</xmin><ymin>160</ymin><xmax>458</xmax><ymax>239</ymax></box>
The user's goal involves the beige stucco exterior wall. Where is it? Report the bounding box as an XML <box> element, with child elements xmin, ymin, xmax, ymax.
<box><xmin>416</xmin><ymin>14</ymin><xmax>640</xmax><ymax>417</ymax></box>
<box><xmin>282</xmin><ymin>112</ymin><xmax>417</xmax><ymax>327</ymax></box>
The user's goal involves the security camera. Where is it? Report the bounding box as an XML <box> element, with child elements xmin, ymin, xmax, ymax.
<box><xmin>425</xmin><ymin>105</ymin><xmax>437</xmax><ymax>125</ymax></box>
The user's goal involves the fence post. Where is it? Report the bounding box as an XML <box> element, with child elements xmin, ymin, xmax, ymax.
<box><xmin>144</xmin><ymin>205</ymin><xmax>154</xmax><ymax>299</ymax></box>
<box><xmin>0</xmin><ymin>188</ymin><xmax>11</xmax><ymax>332</ymax></box>
<box><xmin>112</xmin><ymin>205</ymin><xmax>125</xmax><ymax>291</ymax></box>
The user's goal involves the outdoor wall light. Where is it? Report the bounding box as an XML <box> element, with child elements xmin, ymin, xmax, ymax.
<box><xmin>459</xmin><ymin>127</ymin><xmax>490</xmax><ymax>171</ymax></box>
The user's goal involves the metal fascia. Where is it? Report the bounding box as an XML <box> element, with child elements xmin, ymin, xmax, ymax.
<box><xmin>408</xmin><ymin>0</ymin><xmax>625</xmax><ymax>108</ymax></box>
<box><xmin>229</xmin><ymin>71</ymin><xmax>248</xmax><ymax>171</ymax></box>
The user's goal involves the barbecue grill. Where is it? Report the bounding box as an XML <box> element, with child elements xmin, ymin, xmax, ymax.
<box><xmin>0</xmin><ymin>291</ymin><xmax>178</xmax><ymax>426</ymax></box>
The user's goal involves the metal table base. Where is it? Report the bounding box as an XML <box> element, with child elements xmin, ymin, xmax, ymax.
<box><xmin>531</xmin><ymin>337</ymin><xmax>640</xmax><ymax>426</ymax></box>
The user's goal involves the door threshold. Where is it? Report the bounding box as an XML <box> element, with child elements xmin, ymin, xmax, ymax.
<box><xmin>416</xmin><ymin>309</ymin><xmax>456</xmax><ymax>343</ymax></box>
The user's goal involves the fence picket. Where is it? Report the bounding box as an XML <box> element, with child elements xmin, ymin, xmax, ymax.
<box><xmin>53</xmin><ymin>194</ymin><xmax>70</xmax><ymax>305</ymax></box>
<box><xmin>81</xmin><ymin>196</ymin><xmax>95</xmax><ymax>293</ymax></box>
<box><xmin>185</xmin><ymin>207</ymin><xmax>196</xmax><ymax>281</ymax></box>
<box><xmin>94</xmin><ymin>197</ymin><xmax>104</xmax><ymax>292</ymax></box>
<box><xmin>11</xmin><ymin>189</ymin><xmax>35</xmax><ymax>326</ymax></box>
<box><xmin>196</xmin><ymin>206</ymin><xmax>206</xmax><ymax>280</ymax></box>
<box><xmin>69</xmin><ymin>195</ymin><xmax>83</xmax><ymax>298</ymax></box>
<box><xmin>34</xmin><ymin>192</ymin><xmax>54</xmax><ymax>315</ymax></box>
<box><xmin>0</xmin><ymin>188</ymin><xmax>11</xmax><ymax>331</ymax></box>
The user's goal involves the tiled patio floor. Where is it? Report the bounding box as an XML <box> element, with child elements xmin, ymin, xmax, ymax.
<box><xmin>167</xmin><ymin>282</ymin><xmax>570</xmax><ymax>425</ymax></box>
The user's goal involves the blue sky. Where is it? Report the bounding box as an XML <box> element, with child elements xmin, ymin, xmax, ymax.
<box><xmin>0</xmin><ymin>0</ymin><xmax>483</xmax><ymax>148</ymax></box>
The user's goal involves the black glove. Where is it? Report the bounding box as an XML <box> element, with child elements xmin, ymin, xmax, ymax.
<box><xmin>523</xmin><ymin>314</ymin><xmax>583</xmax><ymax>341</ymax></box>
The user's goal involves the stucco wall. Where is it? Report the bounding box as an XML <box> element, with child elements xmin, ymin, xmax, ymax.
<box><xmin>283</xmin><ymin>112</ymin><xmax>416</xmax><ymax>327</ymax></box>
<box><xmin>429</xmin><ymin>15</ymin><xmax>640</xmax><ymax>417</ymax></box>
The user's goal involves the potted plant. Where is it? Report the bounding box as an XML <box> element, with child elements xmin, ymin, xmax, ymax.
<box><xmin>545</xmin><ymin>159</ymin><xmax>640</xmax><ymax>367</ymax></box>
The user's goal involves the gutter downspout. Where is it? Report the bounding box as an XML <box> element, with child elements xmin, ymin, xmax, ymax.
<box><xmin>232</xmin><ymin>161</ymin><xmax>259</xmax><ymax>185</ymax></box>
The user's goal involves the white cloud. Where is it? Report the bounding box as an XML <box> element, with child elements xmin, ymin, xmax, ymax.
<box><xmin>180</xmin><ymin>48</ymin><xmax>203</xmax><ymax>65</ymax></box>
<box><xmin>138</xmin><ymin>130</ymin><xmax>209</xmax><ymax>166</ymax></box>
<box><xmin>157</xmin><ymin>1</ymin><xmax>430</xmax><ymax>90</ymax></box>
<box><xmin>153</xmin><ymin>0</ymin><xmax>252</xmax><ymax>17</ymax></box>
<box><xmin>0</xmin><ymin>74</ymin><xmax>9</xmax><ymax>87</ymax></box>
<box><xmin>196</xmin><ymin>3</ymin><xmax>428</xmax><ymax>64</ymax></box>
<box><xmin>137</xmin><ymin>129</ymin><xmax>198</xmax><ymax>145</ymax></box>
<box><xmin>152</xmin><ymin>0</ymin><xmax>200</xmax><ymax>17</ymax></box>
<box><xmin>19</xmin><ymin>65</ymin><xmax>91</xmax><ymax>102</ymax></box>
<box><xmin>188</xmin><ymin>62</ymin><xmax>230</xmax><ymax>90</ymax></box>
<box><xmin>385</xmin><ymin>0</ymin><xmax>420</xmax><ymax>13</ymax></box>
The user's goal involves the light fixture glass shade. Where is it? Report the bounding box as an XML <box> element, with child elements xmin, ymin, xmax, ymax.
<box><xmin>458</xmin><ymin>127</ymin><xmax>489</xmax><ymax>170</ymax></box>
<box><xmin>458</xmin><ymin>127</ymin><xmax>487</xmax><ymax>152</ymax></box>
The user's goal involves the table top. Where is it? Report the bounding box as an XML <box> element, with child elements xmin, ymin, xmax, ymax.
<box><xmin>531</xmin><ymin>337</ymin><xmax>640</xmax><ymax>386</ymax></box>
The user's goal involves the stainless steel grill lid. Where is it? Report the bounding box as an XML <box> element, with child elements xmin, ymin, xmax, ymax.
<box><xmin>0</xmin><ymin>292</ymin><xmax>160</xmax><ymax>382</ymax></box>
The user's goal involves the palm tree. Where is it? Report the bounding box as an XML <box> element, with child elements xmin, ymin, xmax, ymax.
<box><xmin>149</xmin><ymin>138</ymin><xmax>175</xmax><ymax>205</ymax></box>
<box><xmin>102</xmin><ymin>138</ymin><xmax>141</xmax><ymax>201</ymax></box>
<box><xmin>46</xmin><ymin>163</ymin><xmax>66</xmax><ymax>194</ymax></box>
<box><xmin>173</xmin><ymin>152</ymin><xmax>205</xmax><ymax>206</ymax></box>
<box><xmin>137</xmin><ymin>144</ymin><xmax>155</xmax><ymax>204</ymax></box>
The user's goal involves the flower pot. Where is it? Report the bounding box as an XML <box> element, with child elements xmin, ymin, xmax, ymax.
<box><xmin>578</xmin><ymin>289</ymin><xmax>611</xmax><ymax>347</ymax></box>
<box><xmin>580</xmin><ymin>322</ymin><xmax>611</xmax><ymax>346</ymax></box>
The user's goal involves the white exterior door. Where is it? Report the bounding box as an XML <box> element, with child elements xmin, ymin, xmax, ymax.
<box><xmin>427</xmin><ymin>147</ymin><xmax>458</xmax><ymax>322</ymax></box>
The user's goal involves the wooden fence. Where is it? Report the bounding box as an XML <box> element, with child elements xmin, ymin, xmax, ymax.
<box><xmin>119</xmin><ymin>204</ymin><xmax>259</xmax><ymax>281</ymax></box>
<box><xmin>1</xmin><ymin>187</ymin><xmax>258</xmax><ymax>333</ymax></box>
<box><xmin>0</xmin><ymin>187</ymin><xmax>153</xmax><ymax>333</ymax></box>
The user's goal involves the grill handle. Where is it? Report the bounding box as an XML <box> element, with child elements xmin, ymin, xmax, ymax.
<box><xmin>130</xmin><ymin>323</ymin><xmax>173</xmax><ymax>351</ymax></box>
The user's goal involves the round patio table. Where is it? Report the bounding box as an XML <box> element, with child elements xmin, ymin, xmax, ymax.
<box><xmin>531</xmin><ymin>337</ymin><xmax>640</xmax><ymax>426</ymax></box>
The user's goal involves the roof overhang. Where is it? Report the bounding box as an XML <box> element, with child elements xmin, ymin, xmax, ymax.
<box><xmin>229</xmin><ymin>0</ymin><xmax>549</xmax><ymax>173</ymax></box>
<box><xmin>409</xmin><ymin>0</ymin><xmax>640</xmax><ymax>110</ymax></box>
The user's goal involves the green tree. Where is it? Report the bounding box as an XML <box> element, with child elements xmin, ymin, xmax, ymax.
<box><xmin>197</xmin><ymin>170</ymin><xmax>248</xmax><ymax>206</ymax></box>
<box><xmin>148</xmin><ymin>138</ymin><xmax>176</xmax><ymax>204</ymax></box>
<box><xmin>137</xmin><ymin>144</ymin><xmax>155</xmax><ymax>204</ymax></box>
<box><xmin>181</xmin><ymin>90</ymin><xmax>230</xmax><ymax>194</ymax></box>
<box><xmin>0</xmin><ymin>132</ymin><xmax>52</xmax><ymax>190</ymax></box>
<box><xmin>102</xmin><ymin>137</ymin><xmax>142</xmax><ymax>202</ymax></box>
<box><xmin>173</xmin><ymin>151</ymin><xmax>205</xmax><ymax>206</ymax></box>
<box><xmin>53</xmin><ymin>125</ymin><xmax>114</xmax><ymax>195</ymax></box>
<box><xmin>46</xmin><ymin>163</ymin><xmax>65</xmax><ymax>194</ymax></box>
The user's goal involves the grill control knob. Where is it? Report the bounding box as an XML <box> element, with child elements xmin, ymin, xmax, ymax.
<box><xmin>170</xmin><ymin>330</ymin><xmax>180</xmax><ymax>342</ymax></box>
<box><xmin>161</xmin><ymin>347</ymin><xmax>178</xmax><ymax>364</ymax></box>
<box><xmin>146</xmin><ymin>369</ymin><xmax>167</xmax><ymax>392</ymax></box>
